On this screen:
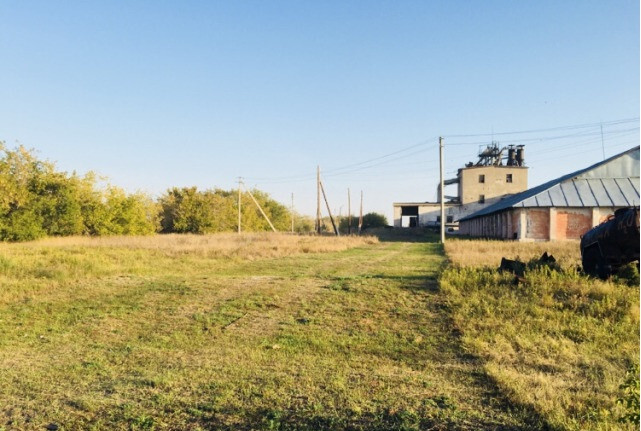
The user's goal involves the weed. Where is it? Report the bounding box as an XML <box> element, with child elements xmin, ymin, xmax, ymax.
<box><xmin>617</xmin><ymin>363</ymin><xmax>640</xmax><ymax>425</ymax></box>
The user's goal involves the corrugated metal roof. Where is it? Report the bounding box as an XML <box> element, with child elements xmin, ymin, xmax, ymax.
<box><xmin>460</xmin><ymin>146</ymin><xmax>640</xmax><ymax>221</ymax></box>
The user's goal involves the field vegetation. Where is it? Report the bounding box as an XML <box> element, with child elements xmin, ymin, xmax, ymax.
<box><xmin>1</xmin><ymin>228</ymin><xmax>638</xmax><ymax>430</ymax></box>
<box><xmin>0</xmin><ymin>143</ymin><xmax>391</xmax><ymax>241</ymax></box>
<box><xmin>1</xmin><ymin>232</ymin><xmax>560</xmax><ymax>431</ymax></box>
<box><xmin>442</xmin><ymin>238</ymin><xmax>640</xmax><ymax>431</ymax></box>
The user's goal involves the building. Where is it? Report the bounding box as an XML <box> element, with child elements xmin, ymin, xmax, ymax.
<box><xmin>394</xmin><ymin>144</ymin><xmax>529</xmax><ymax>228</ymax></box>
<box><xmin>458</xmin><ymin>146</ymin><xmax>640</xmax><ymax>240</ymax></box>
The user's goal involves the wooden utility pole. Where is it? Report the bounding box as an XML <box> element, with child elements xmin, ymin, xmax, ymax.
<box><xmin>439</xmin><ymin>137</ymin><xmax>445</xmax><ymax>244</ymax></box>
<box><xmin>319</xmin><ymin>181</ymin><xmax>339</xmax><ymax>236</ymax></box>
<box><xmin>347</xmin><ymin>188</ymin><xmax>351</xmax><ymax>235</ymax></box>
<box><xmin>358</xmin><ymin>190</ymin><xmax>363</xmax><ymax>235</ymax></box>
<box><xmin>244</xmin><ymin>185</ymin><xmax>277</xmax><ymax>232</ymax></box>
<box><xmin>291</xmin><ymin>193</ymin><xmax>294</xmax><ymax>233</ymax></box>
<box><xmin>237</xmin><ymin>177</ymin><xmax>242</xmax><ymax>234</ymax></box>
<box><xmin>316</xmin><ymin>166</ymin><xmax>321</xmax><ymax>234</ymax></box>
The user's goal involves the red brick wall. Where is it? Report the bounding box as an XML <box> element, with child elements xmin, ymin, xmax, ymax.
<box><xmin>556</xmin><ymin>209</ymin><xmax>592</xmax><ymax>239</ymax></box>
<box><xmin>526</xmin><ymin>209</ymin><xmax>549</xmax><ymax>240</ymax></box>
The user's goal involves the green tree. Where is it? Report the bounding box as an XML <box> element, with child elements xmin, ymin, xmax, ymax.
<box><xmin>0</xmin><ymin>144</ymin><xmax>49</xmax><ymax>241</ymax></box>
<box><xmin>32</xmin><ymin>171</ymin><xmax>84</xmax><ymax>236</ymax></box>
<box><xmin>159</xmin><ymin>187</ymin><xmax>214</xmax><ymax>234</ymax></box>
<box><xmin>0</xmin><ymin>144</ymin><xmax>159</xmax><ymax>241</ymax></box>
<box><xmin>158</xmin><ymin>187</ymin><xmax>294</xmax><ymax>234</ymax></box>
<box><xmin>104</xmin><ymin>187</ymin><xmax>158</xmax><ymax>235</ymax></box>
<box><xmin>339</xmin><ymin>212</ymin><xmax>388</xmax><ymax>233</ymax></box>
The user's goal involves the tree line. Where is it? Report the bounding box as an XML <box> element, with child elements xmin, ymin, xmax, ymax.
<box><xmin>0</xmin><ymin>144</ymin><xmax>387</xmax><ymax>242</ymax></box>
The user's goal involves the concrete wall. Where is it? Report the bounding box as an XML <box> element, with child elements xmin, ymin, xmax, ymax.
<box><xmin>458</xmin><ymin>166</ymin><xmax>528</xmax><ymax>205</ymax></box>
<box><xmin>393</xmin><ymin>203</ymin><xmax>460</xmax><ymax>228</ymax></box>
<box><xmin>393</xmin><ymin>198</ymin><xmax>504</xmax><ymax>228</ymax></box>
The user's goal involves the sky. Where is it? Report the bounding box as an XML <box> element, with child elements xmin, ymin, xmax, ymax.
<box><xmin>1</xmin><ymin>1</ymin><xmax>639</xmax><ymax>223</ymax></box>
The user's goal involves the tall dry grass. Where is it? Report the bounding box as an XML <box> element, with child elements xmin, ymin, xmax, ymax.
<box><xmin>445</xmin><ymin>238</ymin><xmax>581</xmax><ymax>268</ymax></box>
<box><xmin>13</xmin><ymin>232</ymin><xmax>377</xmax><ymax>259</ymax></box>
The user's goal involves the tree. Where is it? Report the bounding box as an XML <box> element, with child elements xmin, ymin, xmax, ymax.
<box><xmin>159</xmin><ymin>187</ymin><xmax>216</xmax><ymax>234</ymax></box>
<box><xmin>339</xmin><ymin>212</ymin><xmax>388</xmax><ymax>233</ymax></box>
<box><xmin>0</xmin><ymin>144</ymin><xmax>159</xmax><ymax>241</ymax></box>
<box><xmin>157</xmin><ymin>186</ymin><xmax>294</xmax><ymax>234</ymax></box>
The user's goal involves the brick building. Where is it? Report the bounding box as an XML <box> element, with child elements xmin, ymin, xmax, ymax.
<box><xmin>458</xmin><ymin>146</ymin><xmax>640</xmax><ymax>240</ymax></box>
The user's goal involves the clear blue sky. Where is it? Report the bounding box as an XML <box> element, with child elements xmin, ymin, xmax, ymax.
<box><xmin>1</xmin><ymin>1</ymin><xmax>639</xmax><ymax>223</ymax></box>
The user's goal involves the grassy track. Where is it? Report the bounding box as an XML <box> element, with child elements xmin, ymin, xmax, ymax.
<box><xmin>0</xmin><ymin>234</ymin><xmax>544</xmax><ymax>430</ymax></box>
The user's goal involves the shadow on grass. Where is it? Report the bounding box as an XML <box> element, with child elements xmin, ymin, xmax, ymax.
<box><xmin>366</xmin><ymin>227</ymin><xmax>441</xmax><ymax>243</ymax></box>
<box><xmin>386</xmin><ymin>275</ymin><xmax>559</xmax><ymax>431</ymax></box>
<box><xmin>188</xmin><ymin>405</ymin><xmax>554</xmax><ymax>431</ymax></box>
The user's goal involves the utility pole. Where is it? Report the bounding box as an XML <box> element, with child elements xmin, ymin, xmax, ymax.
<box><xmin>439</xmin><ymin>137</ymin><xmax>445</xmax><ymax>244</ymax></box>
<box><xmin>319</xmin><ymin>180</ymin><xmax>339</xmax><ymax>236</ymax></box>
<box><xmin>316</xmin><ymin>166</ymin><xmax>321</xmax><ymax>234</ymax></box>
<box><xmin>358</xmin><ymin>190</ymin><xmax>363</xmax><ymax>235</ymax></box>
<box><xmin>291</xmin><ymin>192</ymin><xmax>294</xmax><ymax>234</ymax></box>
<box><xmin>237</xmin><ymin>177</ymin><xmax>242</xmax><ymax>234</ymax></box>
<box><xmin>244</xmin><ymin>185</ymin><xmax>277</xmax><ymax>232</ymax></box>
<box><xmin>347</xmin><ymin>188</ymin><xmax>351</xmax><ymax>235</ymax></box>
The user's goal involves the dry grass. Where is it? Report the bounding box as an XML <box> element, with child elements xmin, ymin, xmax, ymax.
<box><xmin>444</xmin><ymin>238</ymin><xmax>581</xmax><ymax>269</ymax></box>
<box><xmin>27</xmin><ymin>232</ymin><xmax>378</xmax><ymax>257</ymax></box>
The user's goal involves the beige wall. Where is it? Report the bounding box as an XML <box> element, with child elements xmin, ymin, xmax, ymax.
<box><xmin>458</xmin><ymin>166</ymin><xmax>528</xmax><ymax>204</ymax></box>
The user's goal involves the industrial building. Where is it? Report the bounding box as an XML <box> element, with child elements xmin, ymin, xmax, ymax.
<box><xmin>458</xmin><ymin>146</ymin><xmax>640</xmax><ymax>240</ymax></box>
<box><xmin>393</xmin><ymin>144</ymin><xmax>528</xmax><ymax>228</ymax></box>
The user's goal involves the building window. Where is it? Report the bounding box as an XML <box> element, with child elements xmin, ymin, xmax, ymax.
<box><xmin>447</xmin><ymin>216</ymin><xmax>453</xmax><ymax>223</ymax></box>
<box><xmin>479</xmin><ymin>174</ymin><xmax>485</xmax><ymax>183</ymax></box>
<box><xmin>479</xmin><ymin>195</ymin><xmax>485</xmax><ymax>203</ymax></box>
<box><xmin>506</xmin><ymin>174</ymin><xmax>513</xmax><ymax>183</ymax></box>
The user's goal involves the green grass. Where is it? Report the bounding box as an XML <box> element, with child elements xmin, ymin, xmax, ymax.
<box><xmin>1</xmin><ymin>233</ymin><xmax>637</xmax><ymax>430</ymax></box>
<box><xmin>0</xmin><ymin>233</ymin><xmax>548</xmax><ymax>431</ymax></box>
<box><xmin>440</xmin><ymin>249</ymin><xmax>640</xmax><ymax>431</ymax></box>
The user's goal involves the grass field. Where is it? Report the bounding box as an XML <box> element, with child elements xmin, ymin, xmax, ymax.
<box><xmin>0</xmin><ymin>233</ymin><xmax>638</xmax><ymax>430</ymax></box>
<box><xmin>443</xmin><ymin>238</ymin><xmax>639</xmax><ymax>431</ymax></box>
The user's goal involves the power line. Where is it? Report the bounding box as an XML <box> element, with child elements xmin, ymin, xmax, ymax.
<box><xmin>242</xmin><ymin>116</ymin><xmax>638</xmax><ymax>190</ymax></box>
<box><xmin>442</xmin><ymin>117</ymin><xmax>639</xmax><ymax>138</ymax></box>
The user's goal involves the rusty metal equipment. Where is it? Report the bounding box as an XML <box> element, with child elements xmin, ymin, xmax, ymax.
<box><xmin>580</xmin><ymin>207</ymin><xmax>640</xmax><ymax>279</ymax></box>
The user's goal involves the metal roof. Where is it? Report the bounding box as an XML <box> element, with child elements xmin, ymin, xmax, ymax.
<box><xmin>460</xmin><ymin>146</ymin><xmax>640</xmax><ymax>221</ymax></box>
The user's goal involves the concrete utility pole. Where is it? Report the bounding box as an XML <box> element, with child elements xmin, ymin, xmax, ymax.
<box><xmin>358</xmin><ymin>190</ymin><xmax>363</xmax><ymax>235</ymax></box>
<box><xmin>316</xmin><ymin>166</ymin><xmax>321</xmax><ymax>234</ymax></box>
<box><xmin>319</xmin><ymin>180</ymin><xmax>339</xmax><ymax>236</ymax></box>
<box><xmin>291</xmin><ymin>192</ymin><xmax>294</xmax><ymax>234</ymax></box>
<box><xmin>244</xmin><ymin>185</ymin><xmax>277</xmax><ymax>232</ymax></box>
<box><xmin>347</xmin><ymin>188</ymin><xmax>351</xmax><ymax>235</ymax></box>
<box><xmin>439</xmin><ymin>137</ymin><xmax>445</xmax><ymax>244</ymax></box>
<box><xmin>237</xmin><ymin>177</ymin><xmax>242</xmax><ymax>234</ymax></box>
